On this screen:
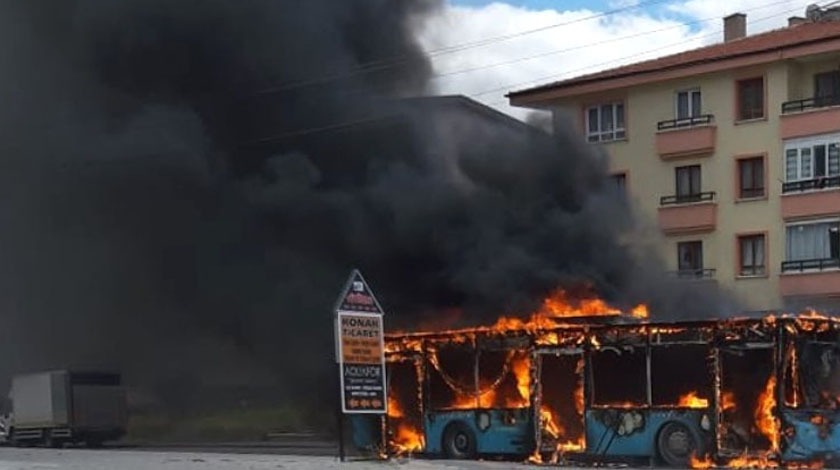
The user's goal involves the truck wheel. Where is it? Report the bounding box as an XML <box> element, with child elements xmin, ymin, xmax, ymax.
<box><xmin>442</xmin><ymin>422</ymin><xmax>476</xmax><ymax>460</ymax></box>
<box><xmin>657</xmin><ymin>422</ymin><xmax>698</xmax><ymax>467</ymax></box>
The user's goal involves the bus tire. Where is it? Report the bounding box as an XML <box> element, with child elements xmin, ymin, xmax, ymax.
<box><xmin>657</xmin><ymin>421</ymin><xmax>700</xmax><ymax>468</ymax></box>
<box><xmin>442</xmin><ymin>421</ymin><xmax>476</xmax><ymax>459</ymax></box>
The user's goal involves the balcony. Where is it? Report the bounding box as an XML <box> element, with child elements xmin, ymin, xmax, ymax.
<box><xmin>780</xmin><ymin>258</ymin><xmax>840</xmax><ymax>297</ymax></box>
<box><xmin>780</xmin><ymin>96</ymin><xmax>840</xmax><ymax>140</ymax></box>
<box><xmin>657</xmin><ymin>192</ymin><xmax>717</xmax><ymax>235</ymax></box>
<box><xmin>782</xmin><ymin>258</ymin><xmax>840</xmax><ymax>272</ymax></box>
<box><xmin>781</xmin><ymin>178</ymin><xmax>840</xmax><ymax>219</ymax></box>
<box><xmin>655</xmin><ymin>115</ymin><xmax>716</xmax><ymax>160</ymax></box>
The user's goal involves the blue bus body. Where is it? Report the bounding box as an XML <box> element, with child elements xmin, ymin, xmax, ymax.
<box><xmin>362</xmin><ymin>315</ymin><xmax>840</xmax><ymax>466</ymax></box>
<box><xmin>781</xmin><ymin>410</ymin><xmax>840</xmax><ymax>462</ymax></box>
<box><xmin>585</xmin><ymin>408</ymin><xmax>711</xmax><ymax>457</ymax></box>
<box><xmin>423</xmin><ymin>408</ymin><xmax>533</xmax><ymax>456</ymax></box>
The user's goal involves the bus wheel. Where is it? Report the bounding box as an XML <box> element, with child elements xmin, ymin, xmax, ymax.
<box><xmin>657</xmin><ymin>422</ymin><xmax>697</xmax><ymax>467</ymax></box>
<box><xmin>442</xmin><ymin>422</ymin><xmax>476</xmax><ymax>459</ymax></box>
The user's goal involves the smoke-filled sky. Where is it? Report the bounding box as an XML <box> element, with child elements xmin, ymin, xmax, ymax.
<box><xmin>0</xmin><ymin>0</ymin><xmax>731</xmax><ymax>411</ymax></box>
<box><xmin>420</xmin><ymin>0</ymin><xmax>814</xmax><ymax>117</ymax></box>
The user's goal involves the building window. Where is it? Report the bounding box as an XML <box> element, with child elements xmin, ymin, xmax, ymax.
<box><xmin>784</xmin><ymin>136</ymin><xmax>840</xmax><ymax>182</ymax></box>
<box><xmin>678</xmin><ymin>241</ymin><xmax>703</xmax><ymax>276</ymax></box>
<box><xmin>738</xmin><ymin>156</ymin><xmax>764</xmax><ymax>198</ymax></box>
<box><xmin>676</xmin><ymin>165</ymin><xmax>701</xmax><ymax>200</ymax></box>
<box><xmin>783</xmin><ymin>221</ymin><xmax>840</xmax><ymax>271</ymax></box>
<box><xmin>814</xmin><ymin>71</ymin><xmax>840</xmax><ymax>106</ymax></box>
<box><xmin>739</xmin><ymin>234</ymin><xmax>766</xmax><ymax>276</ymax></box>
<box><xmin>676</xmin><ymin>89</ymin><xmax>701</xmax><ymax>119</ymax></box>
<box><xmin>610</xmin><ymin>173</ymin><xmax>626</xmax><ymax>192</ymax></box>
<box><xmin>736</xmin><ymin>77</ymin><xmax>764</xmax><ymax>120</ymax></box>
<box><xmin>586</xmin><ymin>102</ymin><xmax>625</xmax><ymax>143</ymax></box>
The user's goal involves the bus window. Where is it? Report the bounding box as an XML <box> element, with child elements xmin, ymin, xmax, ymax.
<box><xmin>591</xmin><ymin>347</ymin><xmax>647</xmax><ymax>406</ymax></box>
<box><xmin>477</xmin><ymin>349</ymin><xmax>530</xmax><ymax>409</ymax></box>
<box><xmin>798</xmin><ymin>341</ymin><xmax>840</xmax><ymax>409</ymax></box>
<box><xmin>427</xmin><ymin>345</ymin><xmax>475</xmax><ymax>410</ymax></box>
<box><xmin>650</xmin><ymin>344</ymin><xmax>713</xmax><ymax>407</ymax></box>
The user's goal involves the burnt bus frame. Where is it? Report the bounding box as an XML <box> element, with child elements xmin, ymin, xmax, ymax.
<box><xmin>381</xmin><ymin>316</ymin><xmax>840</xmax><ymax>464</ymax></box>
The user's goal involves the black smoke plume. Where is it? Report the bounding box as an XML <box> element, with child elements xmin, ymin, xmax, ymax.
<box><xmin>0</xmin><ymin>0</ymin><xmax>733</xmax><ymax>418</ymax></box>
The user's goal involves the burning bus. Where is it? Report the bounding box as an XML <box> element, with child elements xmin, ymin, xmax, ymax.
<box><xmin>349</xmin><ymin>293</ymin><xmax>840</xmax><ymax>467</ymax></box>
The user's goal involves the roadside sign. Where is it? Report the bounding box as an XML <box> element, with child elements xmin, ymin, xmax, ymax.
<box><xmin>334</xmin><ymin>270</ymin><xmax>387</xmax><ymax>414</ymax></box>
<box><xmin>334</xmin><ymin>269</ymin><xmax>384</xmax><ymax>314</ymax></box>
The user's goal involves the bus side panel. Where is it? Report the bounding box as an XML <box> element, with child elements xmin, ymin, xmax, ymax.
<box><xmin>424</xmin><ymin>409</ymin><xmax>532</xmax><ymax>456</ymax></box>
<box><xmin>585</xmin><ymin>409</ymin><xmax>706</xmax><ymax>457</ymax></box>
<box><xmin>781</xmin><ymin>411</ymin><xmax>840</xmax><ymax>461</ymax></box>
<box><xmin>349</xmin><ymin>414</ymin><xmax>382</xmax><ymax>451</ymax></box>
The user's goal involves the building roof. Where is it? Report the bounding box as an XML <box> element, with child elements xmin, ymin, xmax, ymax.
<box><xmin>507</xmin><ymin>20</ymin><xmax>840</xmax><ymax>102</ymax></box>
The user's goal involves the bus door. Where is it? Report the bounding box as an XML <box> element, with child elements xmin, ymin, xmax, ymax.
<box><xmin>385</xmin><ymin>355</ymin><xmax>424</xmax><ymax>455</ymax></box>
<box><xmin>534</xmin><ymin>347</ymin><xmax>585</xmax><ymax>462</ymax></box>
<box><xmin>716</xmin><ymin>342</ymin><xmax>776</xmax><ymax>456</ymax></box>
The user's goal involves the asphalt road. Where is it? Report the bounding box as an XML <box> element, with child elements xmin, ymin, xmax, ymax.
<box><xmin>0</xmin><ymin>448</ymin><xmax>534</xmax><ymax>470</ymax></box>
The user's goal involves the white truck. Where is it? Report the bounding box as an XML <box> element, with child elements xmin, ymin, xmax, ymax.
<box><xmin>1</xmin><ymin>370</ymin><xmax>128</xmax><ymax>447</ymax></box>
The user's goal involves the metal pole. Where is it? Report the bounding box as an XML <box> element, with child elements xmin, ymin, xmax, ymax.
<box><xmin>646</xmin><ymin>329</ymin><xmax>652</xmax><ymax>407</ymax></box>
<box><xmin>474</xmin><ymin>348</ymin><xmax>481</xmax><ymax>408</ymax></box>
<box><xmin>336</xmin><ymin>361</ymin><xmax>346</xmax><ymax>462</ymax></box>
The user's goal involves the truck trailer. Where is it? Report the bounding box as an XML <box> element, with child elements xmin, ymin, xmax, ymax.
<box><xmin>2</xmin><ymin>370</ymin><xmax>128</xmax><ymax>447</ymax></box>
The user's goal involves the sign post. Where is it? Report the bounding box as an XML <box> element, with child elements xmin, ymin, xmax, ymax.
<box><xmin>333</xmin><ymin>269</ymin><xmax>387</xmax><ymax>460</ymax></box>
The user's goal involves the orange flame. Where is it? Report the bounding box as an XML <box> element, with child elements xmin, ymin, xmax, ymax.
<box><xmin>574</xmin><ymin>360</ymin><xmax>585</xmax><ymax>415</ymax></box>
<box><xmin>509</xmin><ymin>354</ymin><xmax>531</xmax><ymax>408</ymax></box>
<box><xmin>391</xmin><ymin>423</ymin><xmax>424</xmax><ymax>454</ymax></box>
<box><xmin>721</xmin><ymin>391</ymin><xmax>736</xmax><ymax>412</ymax></box>
<box><xmin>539</xmin><ymin>405</ymin><xmax>585</xmax><ymax>455</ymax></box>
<box><xmin>724</xmin><ymin>453</ymin><xmax>778</xmax><ymax>468</ymax></box>
<box><xmin>631</xmin><ymin>304</ymin><xmax>649</xmax><ymax>319</ymax></box>
<box><xmin>387</xmin><ymin>395</ymin><xmax>403</xmax><ymax>418</ymax></box>
<box><xmin>786</xmin><ymin>344</ymin><xmax>800</xmax><ymax>408</ymax></box>
<box><xmin>690</xmin><ymin>453</ymin><xmax>714</xmax><ymax>469</ymax></box>
<box><xmin>451</xmin><ymin>389</ymin><xmax>496</xmax><ymax>409</ymax></box>
<box><xmin>540</xmin><ymin>406</ymin><xmax>565</xmax><ymax>438</ymax></box>
<box><xmin>488</xmin><ymin>289</ymin><xmax>647</xmax><ymax>334</ymax></box>
<box><xmin>678</xmin><ymin>391</ymin><xmax>709</xmax><ymax>408</ymax></box>
<box><xmin>756</xmin><ymin>376</ymin><xmax>779</xmax><ymax>453</ymax></box>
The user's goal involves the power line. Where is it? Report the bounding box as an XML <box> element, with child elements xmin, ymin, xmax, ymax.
<box><xmin>245</xmin><ymin>0</ymin><xmax>801</xmax><ymax>112</ymax></box>
<box><xmin>245</xmin><ymin>3</ymin><xmax>811</xmax><ymax>145</ymax></box>
<box><xmin>12</xmin><ymin>1</ymin><xmax>812</xmax><ymax>148</ymax></box>
<box><xmin>423</xmin><ymin>0</ymin><xmax>675</xmax><ymax>56</ymax></box>
<box><xmin>471</xmin><ymin>2</ymin><xmax>811</xmax><ymax>102</ymax></box>
<box><xmin>252</xmin><ymin>0</ymin><xmax>676</xmax><ymax>96</ymax></box>
<box><xmin>430</xmin><ymin>0</ymin><xmax>795</xmax><ymax>82</ymax></box>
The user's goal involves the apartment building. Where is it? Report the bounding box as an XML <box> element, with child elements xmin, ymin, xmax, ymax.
<box><xmin>508</xmin><ymin>7</ymin><xmax>840</xmax><ymax>311</ymax></box>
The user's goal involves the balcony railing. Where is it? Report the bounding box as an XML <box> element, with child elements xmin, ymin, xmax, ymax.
<box><xmin>781</xmin><ymin>258</ymin><xmax>840</xmax><ymax>272</ymax></box>
<box><xmin>669</xmin><ymin>268</ymin><xmax>716</xmax><ymax>279</ymax></box>
<box><xmin>660</xmin><ymin>191</ymin><xmax>716</xmax><ymax>206</ymax></box>
<box><xmin>657</xmin><ymin>114</ymin><xmax>714</xmax><ymax>131</ymax></box>
<box><xmin>782</xmin><ymin>176</ymin><xmax>840</xmax><ymax>193</ymax></box>
<box><xmin>781</xmin><ymin>95</ymin><xmax>840</xmax><ymax>114</ymax></box>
